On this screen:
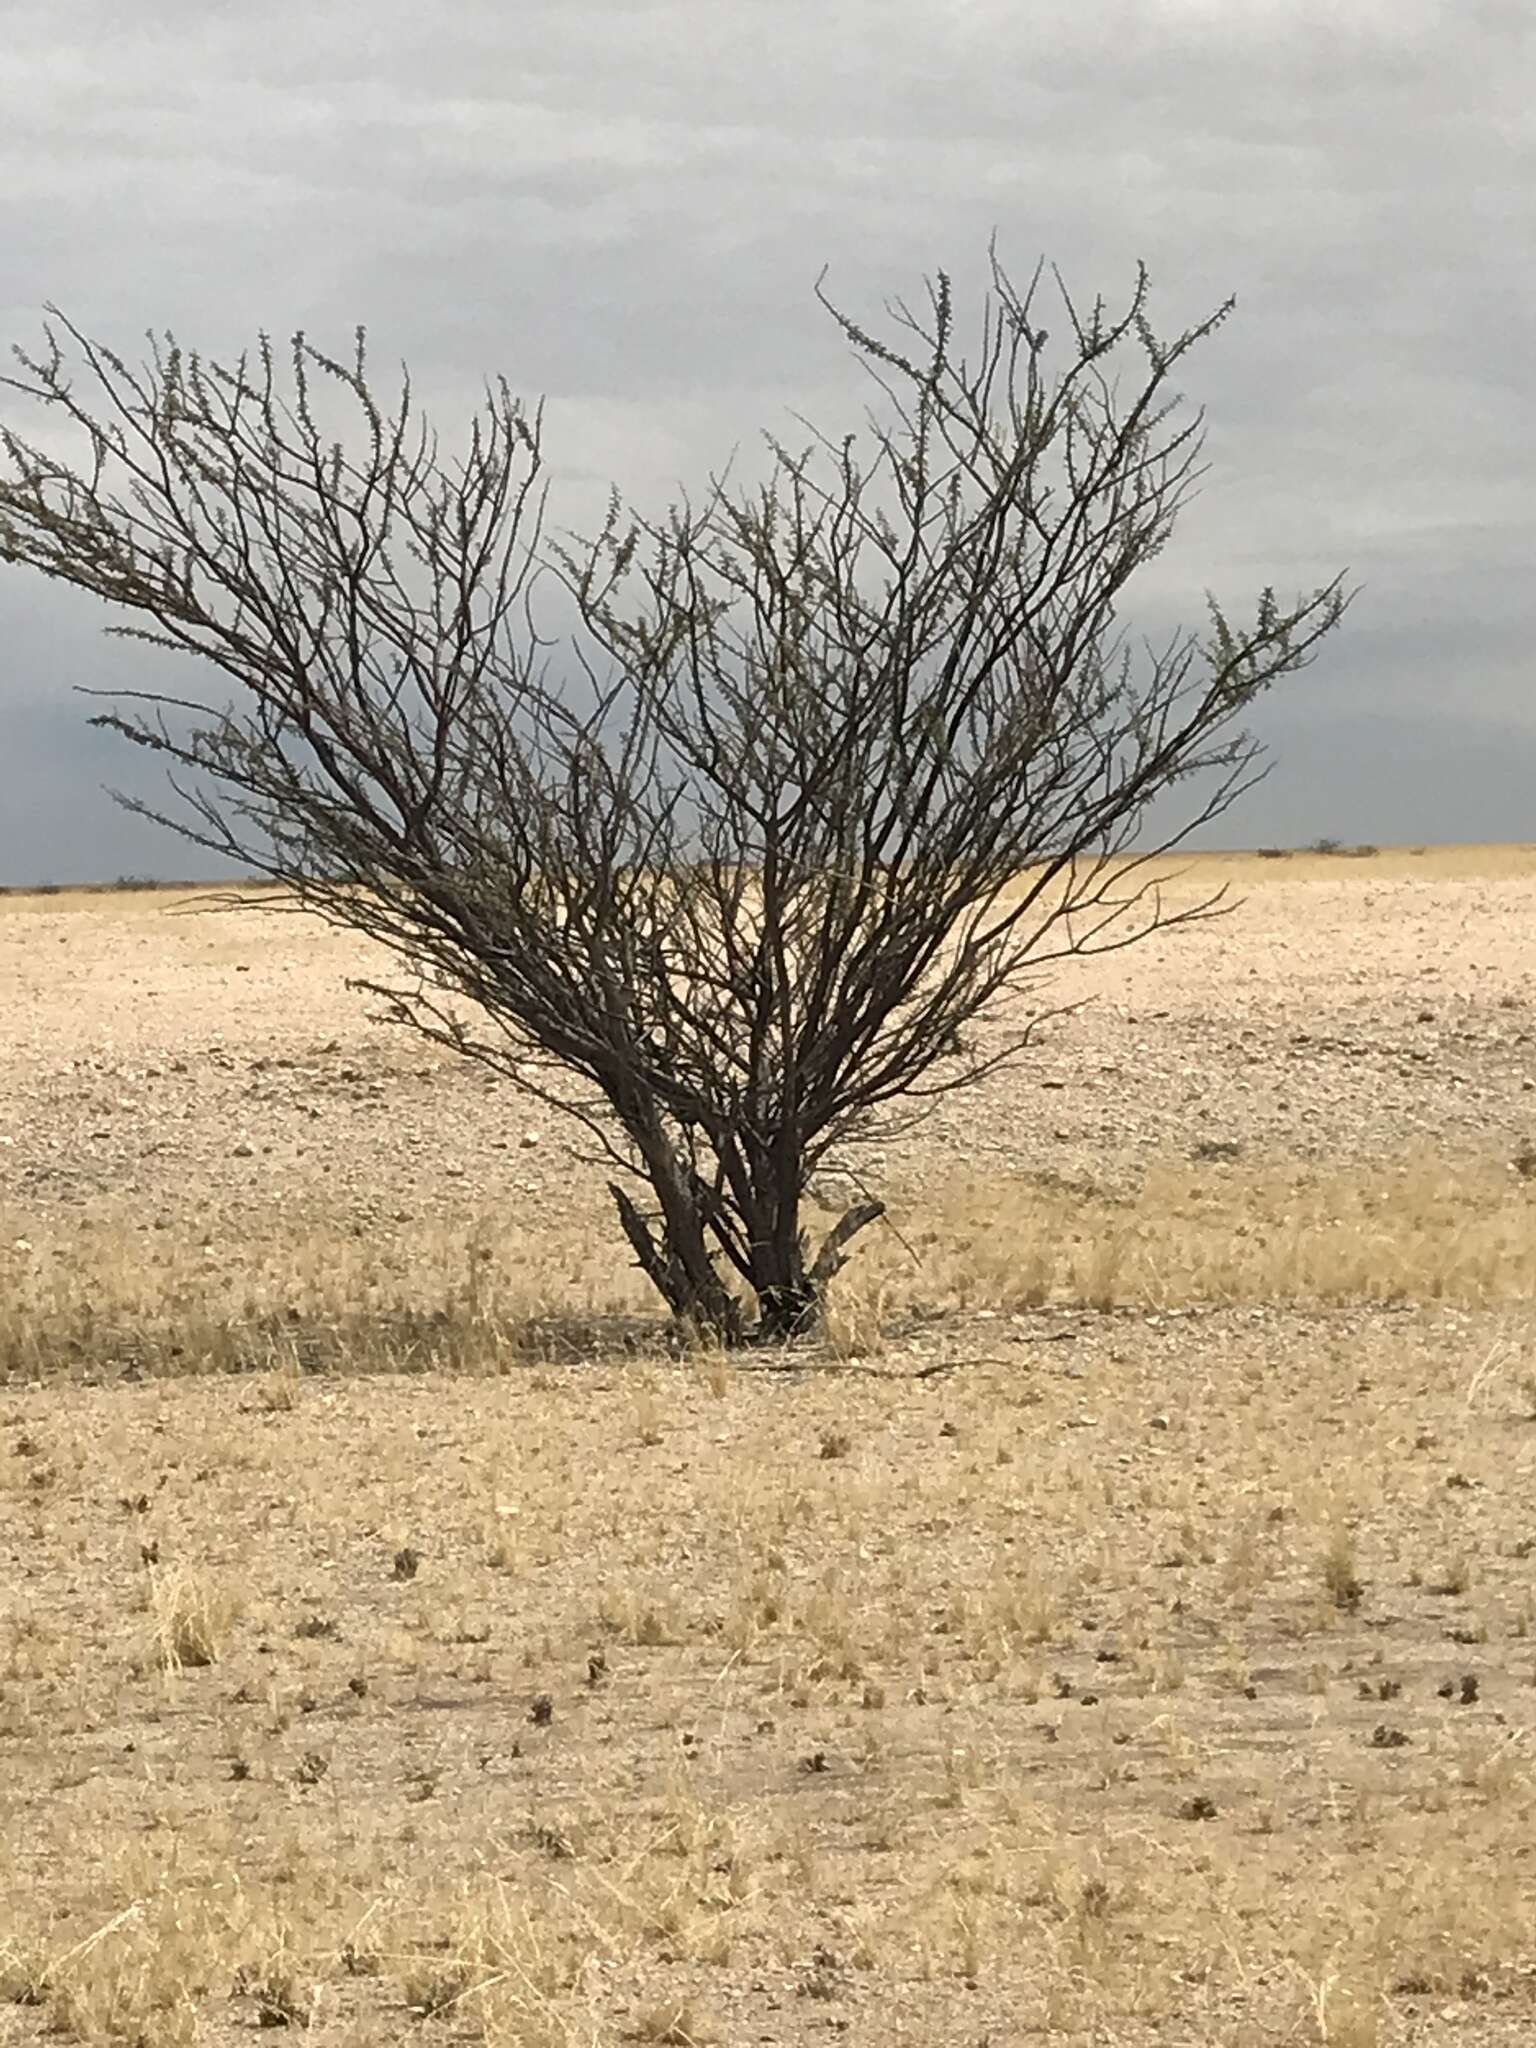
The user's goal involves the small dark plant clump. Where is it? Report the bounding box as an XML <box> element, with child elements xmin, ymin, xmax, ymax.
<box><xmin>1426</xmin><ymin>1567</ymin><xmax>1471</xmax><ymax>1597</ymax></box>
<box><xmin>1394</xmin><ymin>1972</ymin><xmax>1435</xmax><ymax>1998</ymax></box>
<box><xmin>1192</xmin><ymin>1136</ymin><xmax>1244</xmax><ymax>1163</ymax></box>
<box><xmin>1324</xmin><ymin>1539</ymin><xmax>1365</xmax><ymax>1612</ymax></box>
<box><xmin>799</xmin><ymin>1948</ymin><xmax>845</xmax><ymax>2002</ymax></box>
<box><xmin>234</xmin><ymin>1965</ymin><xmax>308</xmax><ymax>2031</ymax></box>
<box><xmin>403</xmin><ymin>1968</ymin><xmax>474</xmax><ymax>2022</ymax></box>
<box><xmin>1357</xmin><ymin>1677</ymin><xmax>1402</xmax><ymax>1702</ymax></box>
<box><xmin>294</xmin><ymin>1614</ymin><xmax>341</xmax><ymax>1641</ymax></box>
<box><xmin>529</xmin><ymin>1820</ymin><xmax>575</xmax><ymax>1860</ymax></box>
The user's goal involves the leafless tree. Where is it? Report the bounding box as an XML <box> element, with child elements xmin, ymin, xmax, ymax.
<box><xmin>0</xmin><ymin>255</ymin><xmax>1347</xmax><ymax>1343</ymax></box>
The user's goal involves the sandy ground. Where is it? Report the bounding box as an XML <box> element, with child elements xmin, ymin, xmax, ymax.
<box><xmin>3</xmin><ymin>847</ymin><xmax>1536</xmax><ymax>2046</ymax></box>
<box><xmin>3</xmin><ymin>846</ymin><xmax>1534</xmax><ymax>1239</ymax></box>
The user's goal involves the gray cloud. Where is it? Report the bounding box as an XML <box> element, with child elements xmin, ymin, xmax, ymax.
<box><xmin>2</xmin><ymin>0</ymin><xmax>1532</xmax><ymax>878</ymax></box>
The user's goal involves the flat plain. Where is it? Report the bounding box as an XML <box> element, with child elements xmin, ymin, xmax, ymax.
<box><xmin>3</xmin><ymin>844</ymin><xmax>1536</xmax><ymax>2047</ymax></box>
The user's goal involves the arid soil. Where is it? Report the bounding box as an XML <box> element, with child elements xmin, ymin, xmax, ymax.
<box><xmin>3</xmin><ymin>846</ymin><xmax>1536</xmax><ymax>2046</ymax></box>
<box><xmin>4</xmin><ymin>846</ymin><xmax>1536</xmax><ymax>1239</ymax></box>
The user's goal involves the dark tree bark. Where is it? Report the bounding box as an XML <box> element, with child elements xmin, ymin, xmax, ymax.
<box><xmin>0</xmin><ymin>256</ymin><xmax>1348</xmax><ymax>1343</ymax></box>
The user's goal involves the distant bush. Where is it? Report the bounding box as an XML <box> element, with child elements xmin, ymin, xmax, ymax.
<box><xmin>1308</xmin><ymin>838</ymin><xmax>1379</xmax><ymax>859</ymax></box>
<box><xmin>0</xmin><ymin>875</ymin><xmax>230</xmax><ymax>898</ymax></box>
<box><xmin>1256</xmin><ymin>847</ymin><xmax>1291</xmax><ymax>860</ymax></box>
<box><xmin>1192</xmin><ymin>1136</ymin><xmax>1245</xmax><ymax>1163</ymax></box>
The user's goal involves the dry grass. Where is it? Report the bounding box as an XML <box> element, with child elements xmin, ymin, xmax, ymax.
<box><xmin>4</xmin><ymin>847</ymin><xmax>1536</xmax><ymax>2044</ymax></box>
<box><xmin>5</xmin><ymin>1150</ymin><xmax>1532</xmax><ymax>1383</ymax></box>
<box><xmin>4</xmin><ymin>1302</ymin><xmax>1536</xmax><ymax>2045</ymax></box>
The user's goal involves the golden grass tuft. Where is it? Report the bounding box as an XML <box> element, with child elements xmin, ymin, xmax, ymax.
<box><xmin>146</xmin><ymin>1566</ymin><xmax>240</xmax><ymax>1672</ymax></box>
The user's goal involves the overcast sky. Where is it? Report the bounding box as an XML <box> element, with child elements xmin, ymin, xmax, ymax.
<box><xmin>1</xmin><ymin>0</ymin><xmax>1531</xmax><ymax>880</ymax></box>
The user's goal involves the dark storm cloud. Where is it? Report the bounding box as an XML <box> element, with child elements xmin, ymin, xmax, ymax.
<box><xmin>2</xmin><ymin>0</ymin><xmax>1532</xmax><ymax>877</ymax></box>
